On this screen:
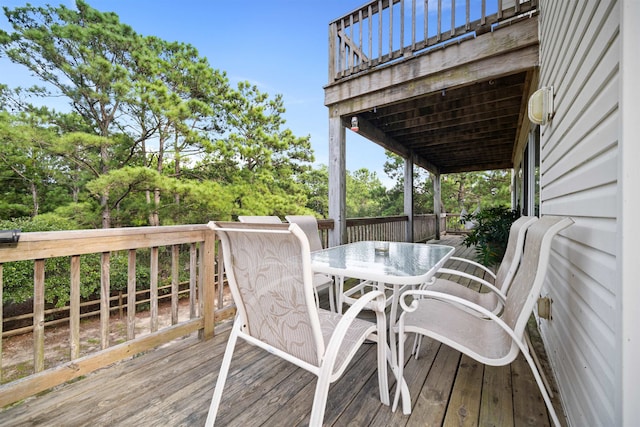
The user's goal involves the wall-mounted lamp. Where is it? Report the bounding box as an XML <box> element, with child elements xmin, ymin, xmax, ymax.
<box><xmin>528</xmin><ymin>86</ymin><xmax>554</xmax><ymax>125</ymax></box>
<box><xmin>350</xmin><ymin>116</ymin><xmax>359</xmax><ymax>132</ymax></box>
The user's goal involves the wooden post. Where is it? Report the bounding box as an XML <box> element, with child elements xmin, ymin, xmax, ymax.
<box><xmin>33</xmin><ymin>260</ymin><xmax>45</xmax><ymax>372</ymax></box>
<box><xmin>404</xmin><ymin>155</ymin><xmax>414</xmax><ymax>242</ymax></box>
<box><xmin>202</xmin><ymin>228</ymin><xmax>216</xmax><ymax>340</ymax></box>
<box><xmin>328</xmin><ymin>113</ymin><xmax>346</xmax><ymax>246</ymax></box>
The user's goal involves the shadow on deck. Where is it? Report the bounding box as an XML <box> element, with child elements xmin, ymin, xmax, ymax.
<box><xmin>0</xmin><ymin>236</ymin><xmax>566</xmax><ymax>426</ymax></box>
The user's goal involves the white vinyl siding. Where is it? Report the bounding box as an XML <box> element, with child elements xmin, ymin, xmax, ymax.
<box><xmin>537</xmin><ymin>1</ymin><xmax>620</xmax><ymax>426</ymax></box>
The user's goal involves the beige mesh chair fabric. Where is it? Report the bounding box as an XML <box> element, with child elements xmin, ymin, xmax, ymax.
<box><xmin>205</xmin><ymin>221</ymin><xmax>390</xmax><ymax>427</ymax></box>
<box><xmin>428</xmin><ymin>215</ymin><xmax>538</xmax><ymax>313</ymax></box>
<box><xmin>285</xmin><ymin>215</ymin><xmax>336</xmax><ymax>312</ymax></box>
<box><xmin>393</xmin><ymin>216</ymin><xmax>573</xmax><ymax>427</ymax></box>
<box><xmin>237</xmin><ymin>215</ymin><xmax>282</xmax><ymax>223</ymax></box>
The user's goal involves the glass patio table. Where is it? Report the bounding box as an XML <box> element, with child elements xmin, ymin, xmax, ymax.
<box><xmin>310</xmin><ymin>240</ymin><xmax>455</xmax><ymax>414</ymax></box>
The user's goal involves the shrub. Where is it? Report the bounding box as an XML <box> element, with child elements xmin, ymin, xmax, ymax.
<box><xmin>461</xmin><ymin>206</ymin><xmax>519</xmax><ymax>267</ymax></box>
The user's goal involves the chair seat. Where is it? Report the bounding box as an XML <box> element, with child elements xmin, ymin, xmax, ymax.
<box><xmin>401</xmin><ymin>298</ymin><xmax>513</xmax><ymax>364</ymax></box>
<box><xmin>318</xmin><ymin>309</ymin><xmax>376</xmax><ymax>375</ymax></box>
<box><xmin>427</xmin><ymin>278</ymin><xmax>499</xmax><ymax>312</ymax></box>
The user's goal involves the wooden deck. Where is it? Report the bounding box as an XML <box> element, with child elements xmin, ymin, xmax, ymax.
<box><xmin>0</xmin><ymin>236</ymin><xmax>566</xmax><ymax>426</ymax></box>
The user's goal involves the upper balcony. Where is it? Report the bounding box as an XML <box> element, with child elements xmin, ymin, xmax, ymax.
<box><xmin>325</xmin><ymin>0</ymin><xmax>539</xmax><ymax>175</ymax></box>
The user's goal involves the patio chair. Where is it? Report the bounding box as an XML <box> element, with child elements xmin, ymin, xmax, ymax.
<box><xmin>285</xmin><ymin>215</ymin><xmax>336</xmax><ymax>312</ymax></box>
<box><xmin>393</xmin><ymin>216</ymin><xmax>573</xmax><ymax>427</ymax></box>
<box><xmin>205</xmin><ymin>221</ymin><xmax>390</xmax><ymax>427</ymax></box>
<box><xmin>429</xmin><ymin>215</ymin><xmax>538</xmax><ymax>314</ymax></box>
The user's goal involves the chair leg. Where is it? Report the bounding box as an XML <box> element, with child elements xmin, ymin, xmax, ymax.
<box><xmin>524</xmin><ymin>330</ymin><xmax>554</xmax><ymax>398</ymax></box>
<box><xmin>392</xmin><ymin>324</ymin><xmax>406</xmax><ymax>412</ymax></box>
<box><xmin>309</xmin><ymin>370</ymin><xmax>332</xmax><ymax>427</ymax></box>
<box><xmin>518</xmin><ymin>341</ymin><xmax>562</xmax><ymax>427</ymax></box>
<box><xmin>205</xmin><ymin>321</ymin><xmax>240</xmax><ymax>427</ymax></box>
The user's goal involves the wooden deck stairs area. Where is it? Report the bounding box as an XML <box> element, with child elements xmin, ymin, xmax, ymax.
<box><xmin>0</xmin><ymin>235</ymin><xmax>567</xmax><ymax>426</ymax></box>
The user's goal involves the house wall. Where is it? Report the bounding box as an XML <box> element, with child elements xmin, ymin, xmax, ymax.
<box><xmin>537</xmin><ymin>1</ymin><xmax>623</xmax><ymax>425</ymax></box>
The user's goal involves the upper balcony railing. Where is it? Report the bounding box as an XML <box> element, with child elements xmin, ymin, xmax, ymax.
<box><xmin>328</xmin><ymin>0</ymin><xmax>538</xmax><ymax>82</ymax></box>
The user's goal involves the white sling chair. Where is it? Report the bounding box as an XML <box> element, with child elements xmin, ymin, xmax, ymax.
<box><xmin>394</xmin><ymin>216</ymin><xmax>573</xmax><ymax>427</ymax></box>
<box><xmin>285</xmin><ymin>215</ymin><xmax>336</xmax><ymax>312</ymax></box>
<box><xmin>412</xmin><ymin>216</ymin><xmax>537</xmax><ymax>358</ymax></box>
<box><xmin>239</xmin><ymin>215</ymin><xmax>335</xmax><ymax>311</ymax></box>
<box><xmin>429</xmin><ymin>215</ymin><xmax>538</xmax><ymax>313</ymax></box>
<box><xmin>205</xmin><ymin>221</ymin><xmax>390</xmax><ymax>427</ymax></box>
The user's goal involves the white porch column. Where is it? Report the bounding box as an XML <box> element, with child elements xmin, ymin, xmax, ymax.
<box><xmin>433</xmin><ymin>173</ymin><xmax>442</xmax><ymax>240</ymax></box>
<box><xmin>404</xmin><ymin>156</ymin><xmax>414</xmax><ymax>242</ymax></box>
<box><xmin>328</xmin><ymin>113</ymin><xmax>346</xmax><ymax>246</ymax></box>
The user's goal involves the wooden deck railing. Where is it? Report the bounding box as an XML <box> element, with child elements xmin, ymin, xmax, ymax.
<box><xmin>328</xmin><ymin>0</ymin><xmax>538</xmax><ymax>81</ymax></box>
<box><xmin>0</xmin><ymin>214</ymin><xmax>447</xmax><ymax>407</ymax></box>
<box><xmin>0</xmin><ymin>225</ymin><xmax>223</xmax><ymax>407</ymax></box>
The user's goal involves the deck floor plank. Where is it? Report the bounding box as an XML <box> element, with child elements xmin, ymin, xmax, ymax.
<box><xmin>443</xmin><ymin>354</ymin><xmax>484</xmax><ymax>427</ymax></box>
<box><xmin>0</xmin><ymin>235</ymin><xmax>567</xmax><ymax>427</ymax></box>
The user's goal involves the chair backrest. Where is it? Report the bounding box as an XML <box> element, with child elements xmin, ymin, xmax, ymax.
<box><xmin>237</xmin><ymin>215</ymin><xmax>282</xmax><ymax>224</ymax></box>
<box><xmin>495</xmin><ymin>216</ymin><xmax>538</xmax><ymax>293</ymax></box>
<box><xmin>502</xmin><ymin>216</ymin><xmax>573</xmax><ymax>338</ymax></box>
<box><xmin>285</xmin><ymin>215</ymin><xmax>324</xmax><ymax>252</ymax></box>
<box><xmin>210</xmin><ymin>221</ymin><xmax>324</xmax><ymax>366</ymax></box>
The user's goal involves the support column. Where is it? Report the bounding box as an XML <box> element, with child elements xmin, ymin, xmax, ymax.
<box><xmin>328</xmin><ymin>112</ymin><xmax>346</xmax><ymax>246</ymax></box>
<box><xmin>433</xmin><ymin>173</ymin><xmax>442</xmax><ymax>240</ymax></box>
<box><xmin>404</xmin><ymin>156</ymin><xmax>414</xmax><ymax>242</ymax></box>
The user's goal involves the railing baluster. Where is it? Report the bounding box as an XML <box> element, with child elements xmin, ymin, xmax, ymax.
<box><xmin>171</xmin><ymin>245</ymin><xmax>179</xmax><ymax>325</ymax></box>
<box><xmin>437</xmin><ymin>0</ymin><xmax>442</xmax><ymax>41</ymax></box>
<box><xmin>368</xmin><ymin>4</ymin><xmax>373</xmax><ymax>62</ymax></box>
<box><xmin>70</xmin><ymin>255</ymin><xmax>80</xmax><ymax>359</ymax></box>
<box><xmin>466</xmin><ymin>0</ymin><xmax>470</xmax><ymax>30</ymax></box>
<box><xmin>400</xmin><ymin>0</ymin><xmax>405</xmax><ymax>53</ymax></box>
<box><xmin>424</xmin><ymin>0</ymin><xmax>429</xmax><ymax>40</ymax></box>
<box><xmin>411</xmin><ymin>0</ymin><xmax>416</xmax><ymax>50</ymax></box>
<box><xmin>389</xmin><ymin>0</ymin><xmax>393</xmax><ymax>57</ymax></box>
<box><xmin>340</xmin><ymin>18</ymin><xmax>346</xmax><ymax>76</ymax></box>
<box><xmin>482</xmin><ymin>0</ymin><xmax>486</xmax><ymax>25</ymax></box>
<box><xmin>100</xmin><ymin>252</ymin><xmax>110</xmax><ymax>349</ymax></box>
<box><xmin>127</xmin><ymin>249</ymin><xmax>136</xmax><ymax>340</ymax></box>
<box><xmin>150</xmin><ymin>247</ymin><xmax>158</xmax><ymax>333</ymax></box>
<box><xmin>189</xmin><ymin>243</ymin><xmax>197</xmax><ymax>319</ymax></box>
<box><xmin>34</xmin><ymin>259</ymin><xmax>45</xmax><ymax>372</ymax></box>
<box><xmin>378</xmin><ymin>0</ymin><xmax>383</xmax><ymax>59</ymax></box>
<box><xmin>358</xmin><ymin>9</ymin><xmax>363</xmax><ymax>68</ymax></box>
<box><xmin>451</xmin><ymin>0</ymin><xmax>456</xmax><ymax>36</ymax></box>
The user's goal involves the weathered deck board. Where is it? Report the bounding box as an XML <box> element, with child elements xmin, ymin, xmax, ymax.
<box><xmin>0</xmin><ymin>235</ymin><xmax>567</xmax><ymax>427</ymax></box>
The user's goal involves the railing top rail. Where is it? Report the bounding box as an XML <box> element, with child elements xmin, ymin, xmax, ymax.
<box><xmin>0</xmin><ymin>224</ymin><xmax>211</xmax><ymax>262</ymax></box>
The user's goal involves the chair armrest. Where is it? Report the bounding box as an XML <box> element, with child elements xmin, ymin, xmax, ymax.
<box><xmin>323</xmin><ymin>290</ymin><xmax>387</xmax><ymax>368</ymax></box>
<box><xmin>398</xmin><ymin>289</ymin><xmax>524</xmax><ymax>349</ymax></box>
<box><xmin>434</xmin><ymin>268</ymin><xmax>506</xmax><ymax>304</ymax></box>
<box><xmin>445</xmin><ymin>256</ymin><xmax>497</xmax><ymax>280</ymax></box>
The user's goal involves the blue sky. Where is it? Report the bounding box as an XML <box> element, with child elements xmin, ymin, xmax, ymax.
<box><xmin>0</xmin><ymin>0</ymin><xmax>393</xmax><ymax>185</ymax></box>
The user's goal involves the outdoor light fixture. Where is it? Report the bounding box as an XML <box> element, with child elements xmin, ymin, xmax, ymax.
<box><xmin>528</xmin><ymin>86</ymin><xmax>554</xmax><ymax>125</ymax></box>
<box><xmin>0</xmin><ymin>229</ymin><xmax>20</xmax><ymax>244</ymax></box>
<box><xmin>350</xmin><ymin>116</ymin><xmax>359</xmax><ymax>132</ymax></box>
